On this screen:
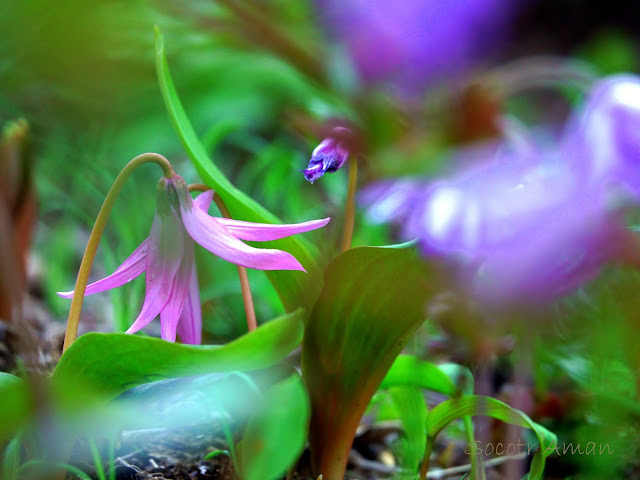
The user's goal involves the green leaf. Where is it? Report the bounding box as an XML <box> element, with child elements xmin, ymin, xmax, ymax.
<box><xmin>238</xmin><ymin>374</ymin><xmax>310</xmax><ymax>480</ymax></box>
<box><xmin>0</xmin><ymin>373</ymin><xmax>32</xmax><ymax>443</ymax></box>
<box><xmin>426</xmin><ymin>395</ymin><xmax>557</xmax><ymax>480</ymax></box>
<box><xmin>302</xmin><ymin>245</ymin><xmax>431</xmax><ymax>480</ymax></box>
<box><xmin>2</xmin><ymin>435</ymin><xmax>22</xmax><ymax>480</ymax></box>
<box><xmin>154</xmin><ymin>26</ymin><xmax>324</xmax><ymax>312</ymax></box>
<box><xmin>204</xmin><ymin>450</ymin><xmax>230</xmax><ymax>460</ymax></box>
<box><xmin>388</xmin><ymin>387</ymin><xmax>428</xmax><ymax>471</ymax></box>
<box><xmin>379</xmin><ymin>356</ymin><xmax>481</xmax><ymax>478</ymax></box>
<box><xmin>381</xmin><ymin>355</ymin><xmax>472</xmax><ymax>397</ymax></box>
<box><xmin>51</xmin><ymin>310</ymin><xmax>304</xmax><ymax>403</ymax></box>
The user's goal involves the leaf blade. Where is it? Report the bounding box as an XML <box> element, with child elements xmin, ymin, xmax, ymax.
<box><xmin>52</xmin><ymin>310</ymin><xmax>304</xmax><ymax>403</ymax></box>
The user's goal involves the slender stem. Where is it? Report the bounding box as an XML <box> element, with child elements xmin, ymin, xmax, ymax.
<box><xmin>340</xmin><ymin>157</ymin><xmax>358</xmax><ymax>252</ymax></box>
<box><xmin>419</xmin><ymin>436</ymin><xmax>436</xmax><ymax>480</ymax></box>
<box><xmin>62</xmin><ymin>153</ymin><xmax>174</xmax><ymax>352</ymax></box>
<box><xmin>188</xmin><ymin>184</ymin><xmax>258</xmax><ymax>332</ymax></box>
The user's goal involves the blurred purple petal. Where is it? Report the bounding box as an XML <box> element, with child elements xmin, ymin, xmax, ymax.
<box><xmin>565</xmin><ymin>75</ymin><xmax>640</xmax><ymax>198</ymax></box>
<box><xmin>57</xmin><ymin>240</ymin><xmax>147</xmax><ymax>298</ymax></box>
<box><xmin>359</xmin><ymin>75</ymin><xmax>640</xmax><ymax>306</ymax></box>
<box><xmin>466</xmin><ymin>194</ymin><xmax>629</xmax><ymax>305</ymax></box>
<box><xmin>360</xmin><ymin>179</ymin><xmax>421</xmax><ymax>225</ymax></box>
<box><xmin>317</xmin><ymin>0</ymin><xmax>518</xmax><ymax>92</ymax></box>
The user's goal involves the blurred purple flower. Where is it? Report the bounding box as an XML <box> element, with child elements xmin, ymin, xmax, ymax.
<box><xmin>316</xmin><ymin>0</ymin><xmax>517</xmax><ymax>92</ymax></box>
<box><xmin>59</xmin><ymin>176</ymin><xmax>330</xmax><ymax>343</ymax></box>
<box><xmin>303</xmin><ymin>127</ymin><xmax>351</xmax><ymax>183</ymax></box>
<box><xmin>361</xmin><ymin>75</ymin><xmax>640</xmax><ymax>306</ymax></box>
<box><xmin>564</xmin><ymin>74</ymin><xmax>640</xmax><ymax>198</ymax></box>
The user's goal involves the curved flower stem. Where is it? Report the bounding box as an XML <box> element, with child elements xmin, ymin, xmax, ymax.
<box><xmin>486</xmin><ymin>55</ymin><xmax>596</xmax><ymax>98</ymax></box>
<box><xmin>419</xmin><ymin>436</ymin><xmax>436</xmax><ymax>480</ymax></box>
<box><xmin>62</xmin><ymin>153</ymin><xmax>175</xmax><ymax>352</ymax></box>
<box><xmin>340</xmin><ymin>157</ymin><xmax>358</xmax><ymax>252</ymax></box>
<box><xmin>188</xmin><ymin>184</ymin><xmax>258</xmax><ymax>332</ymax></box>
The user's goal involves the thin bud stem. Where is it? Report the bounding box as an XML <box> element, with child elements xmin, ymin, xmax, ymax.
<box><xmin>340</xmin><ymin>157</ymin><xmax>358</xmax><ymax>252</ymax></box>
<box><xmin>419</xmin><ymin>436</ymin><xmax>436</xmax><ymax>480</ymax></box>
<box><xmin>62</xmin><ymin>153</ymin><xmax>175</xmax><ymax>352</ymax></box>
<box><xmin>188</xmin><ymin>184</ymin><xmax>258</xmax><ymax>332</ymax></box>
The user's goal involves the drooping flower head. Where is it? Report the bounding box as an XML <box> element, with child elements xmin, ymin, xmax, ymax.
<box><xmin>303</xmin><ymin>127</ymin><xmax>351</xmax><ymax>183</ymax></box>
<box><xmin>361</xmin><ymin>75</ymin><xmax>640</xmax><ymax>306</ymax></box>
<box><xmin>59</xmin><ymin>175</ymin><xmax>330</xmax><ymax>343</ymax></box>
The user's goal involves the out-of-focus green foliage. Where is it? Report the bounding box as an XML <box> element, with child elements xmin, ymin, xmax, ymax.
<box><xmin>374</xmin><ymin>356</ymin><xmax>479</xmax><ymax>477</ymax></box>
<box><xmin>0</xmin><ymin>373</ymin><xmax>32</xmax><ymax>443</ymax></box>
<box><xmin>238</xmin><ymin>374</ymin><xmax>310</xmax><ymax>480</ymax></box>
<box><xmin>426</xmin><ymin>396</ymin><xmax>557</xmax><ymax>480</ymax></box>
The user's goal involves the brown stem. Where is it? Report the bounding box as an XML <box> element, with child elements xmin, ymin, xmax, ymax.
<box><xmin>188</xmin><ymin>184</ymin><xmax>257</xmax><ymax>332</ymax></box>
<box><xmin>419</xmin><ymin>436</ymin><xmax>436</xmax><ymax>480</ymax></box>
<box><xmin>340</xmin><ymin>157</ymin><xmax>358</xmax><ymax>252</ymax></box>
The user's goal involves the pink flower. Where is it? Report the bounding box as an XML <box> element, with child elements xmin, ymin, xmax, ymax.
<box><xmin>59</xmin><ymin>175</ymin><xmax>330</xmax><ymax>344</ymax></box>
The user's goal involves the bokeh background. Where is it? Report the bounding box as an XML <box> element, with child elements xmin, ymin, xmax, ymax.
<box><xmin>1</xmin><ymin>1</ymin><xmax>640</xmax><ymax>478</ymax></box>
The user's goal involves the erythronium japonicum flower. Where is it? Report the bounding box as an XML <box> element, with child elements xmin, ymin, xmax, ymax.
<box><xmin>361</xmin><ymin>74</ymin><xmax>640</xmax><ymax>307</ymax></box>
<box><xmin>303</xmin><ymin>127</ymin><xmax>351</xmax><ymax>183</ymax></box>
<box><xmin>59</xmin><ymin>175</ymin><xmax>330</xmax><ymax>343</ymax></box>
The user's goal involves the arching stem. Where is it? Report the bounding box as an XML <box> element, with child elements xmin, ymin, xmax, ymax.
<box><xmin>188</xmin><ymin>184</ymin><xmax>257</xmax><ymax>332</ymax></box>
<box><xmin>62</xmin><ymin>153</ymin><xmax>175</xmax><ymax>352</ymax></box>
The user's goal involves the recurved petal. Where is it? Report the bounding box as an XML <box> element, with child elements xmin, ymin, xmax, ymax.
<box><xmin>57</xmin><ymin>240</ymin><xmax>147</xmax><ymax>298</ymax></box>
<box><xmin>216</xmin><ymin>217</ymin><xmax>330</xmax><ymax>242</ymax></box>
<box><xmin>127</xmin><ymin>204</ymin><xmax>186</xmax><ymax>335</ymax></box>
<box><xmin>176</xmin><ymin>263</ymin><xmax>202</xmax><ymax>345</ymax></box>
<box><xmin>180</xmin><ymin>204</ymin><xmax>306</xmax><ymax>271</ymax></box>
<box><xmin>193</xmin><ymin>189</ymin><xmax>214</xmax><ymax>212</ymax></box>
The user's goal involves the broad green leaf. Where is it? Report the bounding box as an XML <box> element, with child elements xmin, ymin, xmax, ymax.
<box><xmin>238</xmin><ymin>374</ymin><xmax>310</xmax><ymax>480</ymax></box>
<box><xmin>302</xmin><ymin>245</ymin><xmax>431</xmax><ymax>480</ymax></box>
<box><xmin>0</xmin><ymin>373</ymin><xmax>32</xmax><ymax>442</ymax></box>
<box><xmin>52</xmin><ymin>310</ymin><xmax>303</xmax><ymax>403</ymax></box>
<box><xmin>425</xmin><ymin>395</ymin><xmax>557</xmax><ymax>480</ymax></box>
<box><xmin>154</xmin><ymin>27</ymin><xmax>324</xmax><ymax>312</ymax></box>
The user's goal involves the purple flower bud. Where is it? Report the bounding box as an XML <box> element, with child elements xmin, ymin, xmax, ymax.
<box><xmin>303</xmin><ymin>127</ymin><xmax>351</xmax><ymax>183</ymax></box>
